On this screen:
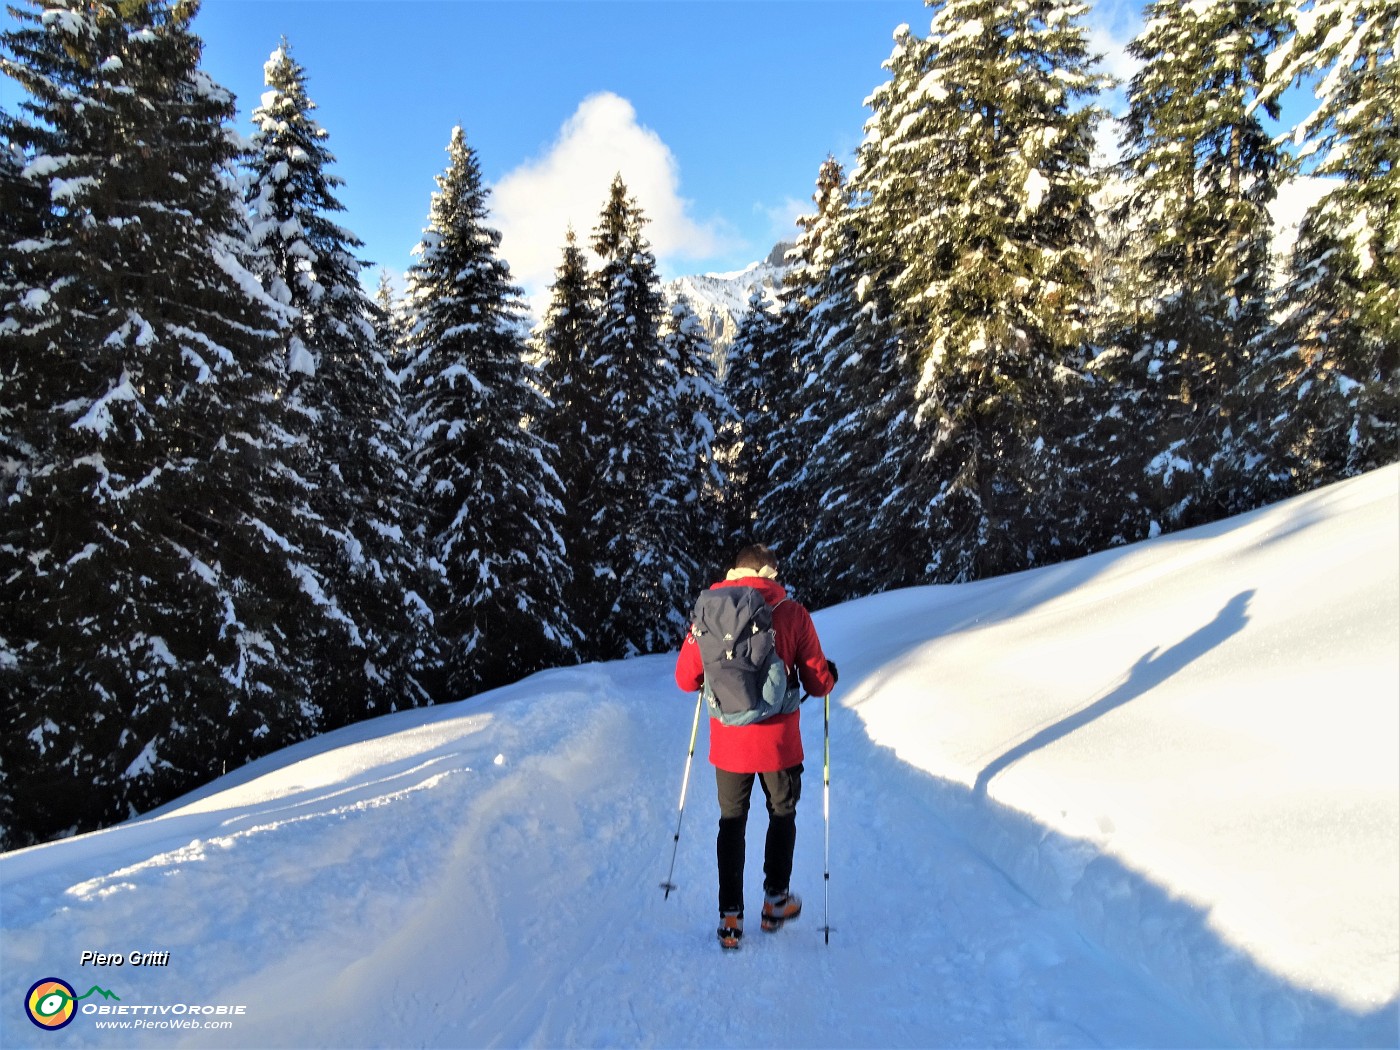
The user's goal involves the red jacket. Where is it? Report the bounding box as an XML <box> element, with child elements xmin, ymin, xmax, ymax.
<box><xmin>675</xmin><ymin>575</ymin><xmax>834</xmax><ymax>773</ymax></box>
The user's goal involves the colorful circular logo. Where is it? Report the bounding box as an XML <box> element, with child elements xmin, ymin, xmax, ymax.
<box><xmin>25</xmin><ymin>978</ymin><xmax>77</xmax><ymax>1031</ymax></box>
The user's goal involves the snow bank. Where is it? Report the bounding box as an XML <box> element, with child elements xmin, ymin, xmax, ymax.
<box><xmin>825</xmin><ymin>464</ymin><xmax>1399</xmax><ymax>1045</ymax></box>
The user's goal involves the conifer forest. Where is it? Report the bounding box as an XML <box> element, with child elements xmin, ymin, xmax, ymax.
<box><xmin>1</xmin><ymin>0</ymin><xmax>1395</xmax><ymax>847</ymax></box>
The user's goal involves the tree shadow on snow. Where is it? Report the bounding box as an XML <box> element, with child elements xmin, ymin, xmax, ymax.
<box><xmin>835</xmin><ymin>684</ymin><xmax>1399</xmax><ymax>1049</ymax></box>
<box><xmin>974</xmin><ymin>590</ymin><xmax>1255</xmax><ymax>797</ymax></box>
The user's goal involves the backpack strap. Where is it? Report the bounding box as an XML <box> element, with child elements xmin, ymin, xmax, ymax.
<box><xmin>768</xmin><ymin>597</ymin><xmax>798</xmax><ymax>687</ymax></box>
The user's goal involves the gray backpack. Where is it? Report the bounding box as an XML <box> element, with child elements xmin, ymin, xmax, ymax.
<box><xmin>689</xmin><ymin>587</ymin><xmax>800</xmax><ymax>726</ymax></box>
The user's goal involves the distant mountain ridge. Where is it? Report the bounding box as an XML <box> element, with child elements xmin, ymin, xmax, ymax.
<box><xmin>665</xmin><ymin>241</ymin><xmax>794</xmax><ymax>352</ymax></box>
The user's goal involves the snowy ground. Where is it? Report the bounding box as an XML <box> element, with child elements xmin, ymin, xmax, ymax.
<box><xmin>3</xmin><ymin>466</ymin><xmax>1397</xmax><ymax>1049</ymax></box>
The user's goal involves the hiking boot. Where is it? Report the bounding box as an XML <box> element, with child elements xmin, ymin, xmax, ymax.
<box><xmin>717</xmin><ymin>910</ymin><xmax>743</xmax><ymax>950</ymax></box>
<box><xmin>761</xmin><ymin>890</ymin><xmax>802</xmax><ymax>931</ymax></box>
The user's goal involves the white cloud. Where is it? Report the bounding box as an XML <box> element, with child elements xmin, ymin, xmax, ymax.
<box><xmin>1085</xmin><ymin>0</ymin><xmax>1147</xmax><ymax>166</ymax></box>
<box><xmin>1086</xmin><ymin>0</ymin><xmax>1145</xmax><ymax>74</ymax></box>
<box><xmin>757</xmin><ymin>196</ymin><xmax>807</xmax><ymax>248</ymax></box>
<box><xmin>490</xmin><ymin>92</ymin><xmax>734</xmax><ymax>310</ymax></box>
<box><xmin>1088</xmin><ymin>9</ymin><xmax>1144</xmax><ymax>90</ymax></box>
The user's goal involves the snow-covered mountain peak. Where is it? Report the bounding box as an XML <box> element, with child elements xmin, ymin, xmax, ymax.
<box><xmin>665</xmin><ymin>241</ymin><xmax>794</xmax><ymax>351</ymax></box>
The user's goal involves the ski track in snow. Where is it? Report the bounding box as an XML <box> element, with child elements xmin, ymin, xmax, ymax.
<box><xmin>2</xmin><ymin>468</ymin><xmax>1397</xmax><ymax>1048</ymax></box>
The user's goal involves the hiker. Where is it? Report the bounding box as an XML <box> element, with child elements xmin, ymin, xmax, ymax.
<box><xmin>675</xmin><ymin>543</ymin><xmax>837</xmax><ymax>949</ymax></box>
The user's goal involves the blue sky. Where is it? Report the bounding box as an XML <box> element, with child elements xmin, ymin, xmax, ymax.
<box><xmin>187</xmin><ymin>0</ymin><xmax>998</xmax><ymax>299</ymax></box>
<box><xmin>6</xmin><ymin>1</ymin><xmax>1312</xmax><ymax>306</ymax></box>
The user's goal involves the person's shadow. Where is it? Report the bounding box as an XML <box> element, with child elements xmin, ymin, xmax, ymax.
<box><xmin>974</xmin><ymin>590</ymin><xmax>1255</xmax><ymax>797</ymax></box>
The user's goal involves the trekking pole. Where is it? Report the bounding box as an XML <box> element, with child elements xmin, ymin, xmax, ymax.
<box><xmin>661</xmin><ymin>691</ymin><xmax>704</xmax><ymax>899</ymax></box>
<box><xmin>821</xmin><ymin>689</ymin><xmax>833</xmax><ymax>944</ymax></box>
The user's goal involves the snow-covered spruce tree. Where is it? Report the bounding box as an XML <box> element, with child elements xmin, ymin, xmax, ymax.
<box><xmin>531</xmin><ymin>226</ymin><xmax>599</xmax><ymax>639</ymax></box>
<box><xmin>0</xmin><ymin>118</ymin><xmax>45</xmax><ymax>771</ymax></box>
<box><xmin>849</xmin><ymin>2</ymin><xmax>1104</xmax><ymax>582</ymax></box>
<box><xmin>766</xmin><ymin>157</ymin><xmax>875</xmax><ymax>606</ymax></box>
<box><xmin>1239</xmin><ymin>0</ymin><xmax>1398</xmax><ymax>493</ymax></box>
<box><xmin>579</xmin><ymin>175</ymin><xmax>693</xmax><ymax>657</ymax></box>
<box><xmin>766</xmin><ymin>155</ymin><xmax>917</xmax><ymax>604</ymax></box>
<box><xmin>662</xmin><ymin>293</ymin><xmax>731</xmax><ymax>587</ymax></box>
<box><xmin>245</xmin><ymin>39</ymin><xmax>433</xmax><ymax>722</ymax></box>
<box><xmin>811</xmin><ymin>279</ymin><xmax>916</xmax><ymax>600</ymax></box>
<box><xmin>372</xmin><ymin>268</ymin><xmax>409</xmax><ymax>367</ymax></box>
<box><xmin>0</xmin><ymin>112</ymin><xmax>44</xmax><ymax>309</ymax></box>
<box><xmin>369</xmin><ymin>271</ymin><xmax>442</xmax><ymax>685</ymax></box>
<box><xmin>1063</xmin><ymin>173</ymin><xmax>1171</xmax><ymax>554</ymax></box>
<box><xmin>1114</xmin><ymin>0</ymin><xmax>1291</xmax><ymax>526</ymax></box>
<box><xmin>721</xmin><ymin>286</ymin><xmax>787</xmax><ymax>548</ymax></box>
<box><xmin>0</xmin><ymin>115</ymin><xmax>45</xmax><ymax>498</ymax></box>
<box><xmin>0</xmin><ymin>0</ymin><xmax>343</xmax><ymax>847</ymax></box>
<box><xmin>757</xmin><ymin>241</ymin><xmax>826</xmax><ymax>599</ymax></box>
<box><xmin>402</xmin><ymin>127</ymin><xmax>574</xmax><ymax>699</ymax></box>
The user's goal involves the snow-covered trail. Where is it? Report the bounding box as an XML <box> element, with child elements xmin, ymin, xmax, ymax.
<box><xmin>2</xmin><ymin>661</ymin><xmax>1217</xmax><ymax>1049</ymax></box>
<box><xmin>5</xmin><ymin>660</ymin><xmax>1209</xmax><ymax>1047</ymax></box>
<box><xmin>453</xmin><ymin>658</ymin><xmax>1219</xmax><ymax>1050</ymax></box>
<box><xmin>2</xmin><ymin>467</ymin><xmax>1396</xmax><ymax>1048</ymax></box>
